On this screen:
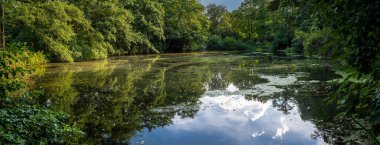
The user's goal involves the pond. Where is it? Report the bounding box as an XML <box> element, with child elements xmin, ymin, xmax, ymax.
<box><xmin>35</xmin><ymin>52</ymin><xmax>343</xmax><ymax>145</ymax></box>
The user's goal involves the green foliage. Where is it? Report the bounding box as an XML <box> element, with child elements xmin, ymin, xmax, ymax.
<box><xmin>269</xmin><ymin>6</ymin><xmax>297</xmax><ymax>52</ymax></box>
<box><xmin>268</xmin><ymin>2</ymin><xmax>379</xmax><ymax>133</ymax></box>
<box><xmin>330</xmin><ymin>74</ymin><xmax>380</xmax><ymax>122</ymax></box>
<box><xmin>243</xmin><ymin>0</ymin><xmax>380</xmax><ymax>142</ymax></box>
<box><xmin>285</xmin><ymin>47</ymin><xmax>297</xmax><ymax>54</ymax></box>
<box><xmin>124</xmin><ymin>0</ymin><xmax>165</xmax><ymax>52</ymax></box>
<box><xmin>0</xmin><ymin>106</ymin><xmax>83</xmax><ymax>144</ymax></box>
<box><xmin>305</xmin><ymin>0</ymin><xmax>380</xmax><ymax>77</ymax></box>
<box><xmin>302</xmin><ymin>29</ymin><xmax>336</xmax><ymax>58</ymax></box>
<box><xmin>5</xmin><ymin>0</ymin><xmax>212</xmax><ymax>61</ymax></box>
<box><xmin>7</xmin><ymin>43</ymin><xmax>47</xmax><ymax>64</ymax></box>
<box><xmin>0</xmin><ymin>43</ymin><xmax>83</xmax><ymax>144</ymax></box>
<box><xmin>1</xmin><ymin>43</ymin><xmax>35</xmax><ymax>97</ymax></box>
<box><xmin>28</xmin><ymin>51</ymin><xmax>47</xmax><ymax>66</ymax></box>
<box><xmin>206</xmin><ymin>35</ymin><xmax>251</xmax><ymax>50</ymax></box>
<box><xmin>326</xmin><ymin>77</ymin><xmax>380</xmax><ymax>144</ymax></box>
<box><xmin>270</xmin><ymin>32</ymin><xmax>293</xmax><ymax>53</ymax></box>
<box><xmin>290</xmin><ymin>37</ymin><xmax>303</xmax><ymax>53</ymax></box>
<box><xmin>67</xmin><ymin>0</ymin><xmax>140</xmax><ymax>55</ymax></box>
<box><xmin>223</xmin><ymin>36</ymin><xmax>239</xmax><ymax>50</ymax></box>
<box><xmin>1</xmin><ymin>43</ymin><xmax>47</xmax><ymax>78</ymax></box>
<box><xmin>7</xmin><ymin>0</ymin><xmax>108</xmax><ymax>62</ymax></box>
<box><xmin>224</xmin><ymin>0</ymin><xmax>300</xmax><ymax>53</ymax></box>
<box><xmin>159</xmin><ymin>0</ymin><xmax>210</xmax><ymax>52</ymax></box>
<box><xmin>206</xmin><ymin>35</ymin><xmax>223</xmax><ymax>50</ymax></box>
<box><xmin>205</xmin><ymin>4</ymin><xmax>232</xmax><ymax>36</ymax></box>
<box><xmin>276</xmin><ymin>0</ymin><xmax>380</xmax><ymax>142</ymax></box>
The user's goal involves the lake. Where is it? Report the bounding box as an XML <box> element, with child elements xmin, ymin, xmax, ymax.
<box><xmin>35</xmin><ymin>52</ymin><xmax>343</xmax><ymax>145</ymax></box>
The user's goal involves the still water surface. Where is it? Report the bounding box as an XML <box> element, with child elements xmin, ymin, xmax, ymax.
<box><xmin>35</xmin><ymin>52</ymin><xmax>341</xmax><ymax>145</ymax></box>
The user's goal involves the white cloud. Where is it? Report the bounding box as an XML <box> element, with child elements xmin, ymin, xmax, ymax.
<box><xmin>252</xmin><ymin>130</ymin><xmax>265</xmax><ymax>138</ymax></box>
<box><xmin>226</xmin><ymin>83</ymin><xmax>239</xmax><ymax>93</ymax></box>
<box><xmin>147</xmin><ymin>74</ymin><xmax>324</xmax><ymax>144</ymax></box>
<box><xmin>273</xmin><ymin>117</ymin><xmax>290</xmax><ymax>139</ymax></box>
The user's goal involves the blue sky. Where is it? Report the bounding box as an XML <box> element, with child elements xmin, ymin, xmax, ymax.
<box><xmin>200</xmin><ymin>0</ymin><xmax>243</xmax><ymax>11</ymax></box>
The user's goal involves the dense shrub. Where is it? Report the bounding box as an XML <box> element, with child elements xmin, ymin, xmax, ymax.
<box><xmin>222</xmin><ymin>36</ymin><xmax>236</xmax><ymax>49</ymax></box>
<box><xmin>291</xmin><ymin>37</ymin><xmax>304</xmax><ymax>53</ymax></box>
<box><xmin>270</xmin><ymin>32</ymin><xmax>293</xmax><ymax>53</ymax></box>
<box><xmin>206</xmin><ymin>35</ymin><xmax>223</xmax><ymax>50</ymax></box>
<box><xmin>0</xmin><ymin>106</ymin><xmax>83</xmax><ymax>144</ymax></box>
<box><xmin>285</xmin><ymin>47</ymin><xmax>297</xmax><ymax>54</ymax></box>
<box><xmin>223</xmin><ymin>36</ymin><xmax>239</xmax><ymax>50</ymax></box>
<box><xmin>5</xmin><ymin>43</ymin><xmax>47</xmax><ymax>66</ymax></box>
<box><xmin>303</xmin><ymin>29</ymin><xmax>336</xmax><ymax>58</ymax></box>
<box><xmin>191</xmin><ymin>43</ymin><xmax>207</xmax><ymax>51</ymax></box>
<box><xmin>206</xmin><ymin>35</ymin><xmax>251</xmax><ymax>50</ymax></box>
<box><xmin>0</xmin><ymin>43</ymin><xmax>83</xmax><ymax>144</ymax></box>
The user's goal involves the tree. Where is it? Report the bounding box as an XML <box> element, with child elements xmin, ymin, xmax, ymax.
<box><xmin>5</xmin><ymin>0</ymin><xmax>167</xmax><ymax>62</ymax></box>
<box><xmin>239</xmin><ymin>0</ymin><xmax>267</xmax><ymax>40</ymax></box>
<box><xmin>228</xmin><ymin>0</ymin><xmax>296</xmax><ymax>53</ymax></box>
<box><xmin>159</xmin><ymin>0</ymin><xmax>210</xmax><ymax>52</ymax></box>
<box><xmin>205</xmin><ymin>4</ymin><xmax>228</xmax><ymax>35</ymax></box>
<box><xmin>276</xmin><ymin>0</ymin><xmax>380</xmax><ymax>143</ymax></box>
<box><xmin>67</xmin><ymin>0</ymin><xmax>157</xmax><ymax>55</ymax></box>
<box><xmin>229</xmin><ymin>0</ymin><xmax>272</xmax><ymax>42</ymax></box>
<box><xmin>7</xmin><ymin>0</ymin><xmax>110</xmax><ymax>62</ymax></box>
<box><xmin>124</xmin><ymin>0</ymin><xmax>165</xmax><ymax>51</ymax></box>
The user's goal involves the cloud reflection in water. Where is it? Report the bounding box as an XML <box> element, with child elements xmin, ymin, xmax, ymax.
<box><xmin>132</xmin><ymin>74</ymin><xmax>325</xmax><ymax>145</ymax></box>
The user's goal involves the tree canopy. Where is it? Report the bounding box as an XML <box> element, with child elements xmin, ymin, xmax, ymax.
<box><xmin>3</xmin><ymin>0</ymin><xmax>210</xmax><ymax>62</ymax></box>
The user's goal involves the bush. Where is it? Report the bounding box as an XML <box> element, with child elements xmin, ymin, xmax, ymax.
<box><xmin>285</xmin><ymin>47</ymin><xmax>297</xmax><ymax>54</ymax></box>
<box><xmin>27</xmin><ymin>51</ymin><xmax>47</xmax><ymax>65</ymax></box>
<box><xmin>207</xmin><ymin>35</ymin><xmax>253</xmax><ymax>51</ymax></box>
<box><xmin>206</xmin><ymin>35</ymin><xmax>223</xmax><ymax>50</ymax></box>
<box><xmin>190</xmin><ymin>43</ymin><xmax>206</xmax><ymax>51</ymax></box>
<box><xmin>291</xmin><ymin>37</ymin><xmax>304</xmax><ymax>53</ymax></box>
<box><xmin>0</xmin><ymin>106</ymin><xmax>84</xmax><ymax>144</ymax></box>
<box><xmin>223</xmin><ymin>36</ymin><xmax>250</xmax><ymax>50</ymax></box>
<box><xmin>303</xmin><ymin>29</ymin><xmax>337</xmax><ymax>58</ymax></box>
<box><xmin>4</xmin><ymin>43</ymin><xmax>48</xmax><ymax>76</ymax></box>
<box><xmin>0</xmin><ymin>43</ymin><xmax>83</xmax><ymax>144</ymax></box>
<box><xmin>223</xmin><ymin>37</ymin><xmax>253</xmax><ymax>50</ymax></box>
<box><xmin>223</xmin><ymin>36</ymin><xmax>239</xmax><ymax>50</ymax></box>
<box><xmin>5</xmin><ymin>43</ymin><xmax>47</xmax><ymax>64</ymax></box>
<box><xmin>270</xmin><ymin>32</ymin><xmax>293</xmax><ymax>53</ymax></box>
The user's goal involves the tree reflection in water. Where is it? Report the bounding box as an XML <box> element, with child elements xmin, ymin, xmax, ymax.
<box><xmin>35</xmin><ymin>53</ymin><xmax>349</xmax><ymax>144</ymax></box>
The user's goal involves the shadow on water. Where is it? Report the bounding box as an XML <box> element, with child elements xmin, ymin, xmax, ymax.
<box><xmin>34</xmin><ymin>52</ymin><xmax>350</xmax><ymax>145</ymax></box>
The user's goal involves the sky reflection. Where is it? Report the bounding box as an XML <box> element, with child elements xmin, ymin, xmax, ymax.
<box><xmin>131</xmin><ymin>74</ymin><xmax>326</xmax><ymax>145</ymax></box>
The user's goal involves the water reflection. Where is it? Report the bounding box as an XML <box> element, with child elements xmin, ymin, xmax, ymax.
<box><xmin>132</xmin><ymin>74</ymin><xmax>325</xmax><ymax>145</ymax></box>
<box><xmin>35</xmin><ymin>52</ymin><xmax>343</xmax><ymax>144</ymax></box>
